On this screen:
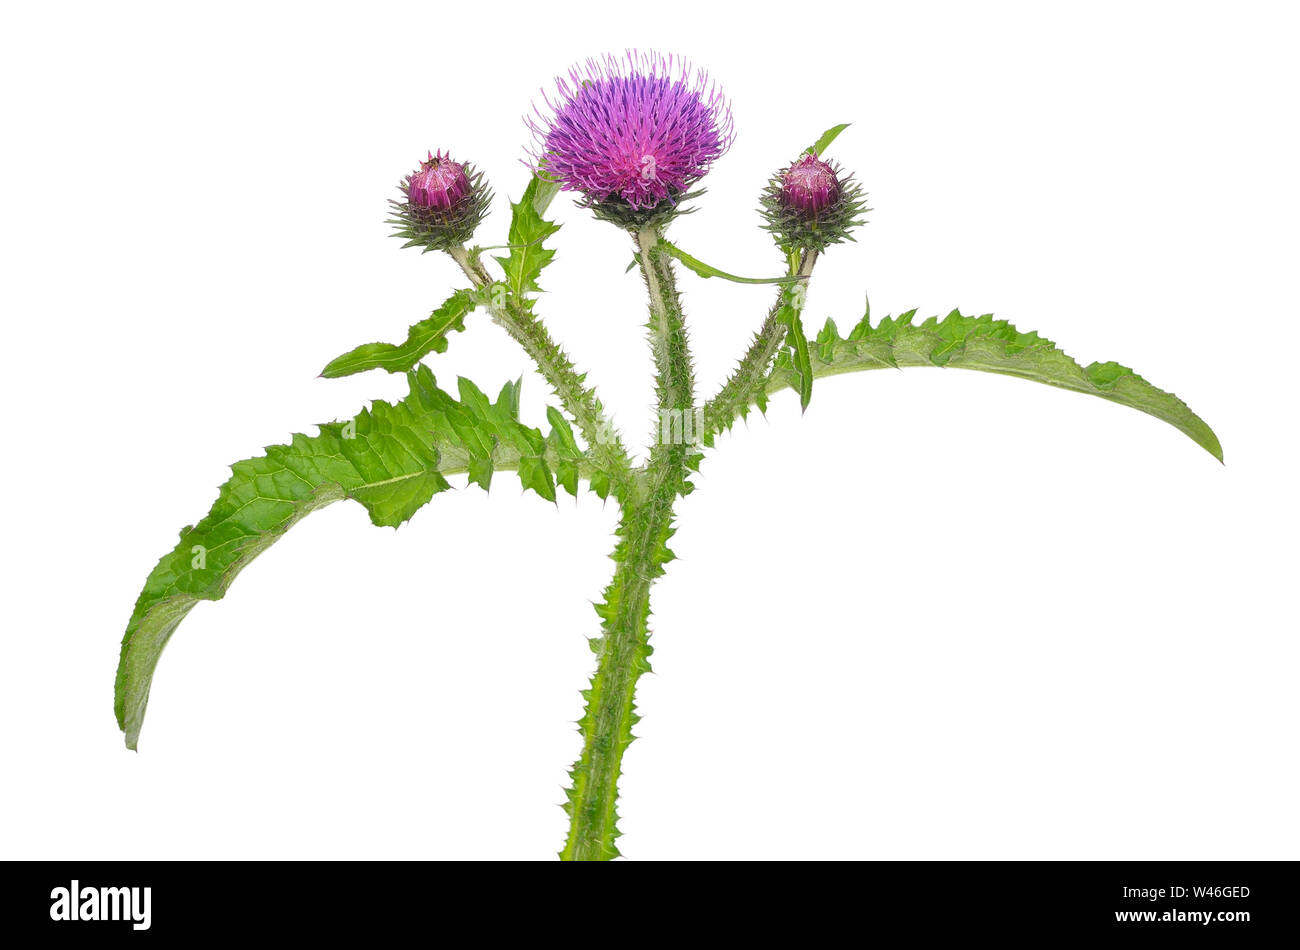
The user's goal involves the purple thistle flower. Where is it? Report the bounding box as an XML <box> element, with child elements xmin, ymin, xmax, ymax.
<box><xmin>407</xmin><ymin>151</ymin><xmax>471</xmax><ymax>210</ymax></box>
<box><xmin>781</xmin><ymin>153</ymin><xmax>840</xmax><ymax>216</ymax></box>
<box><xmin>527</xmin><ymin>51</ymin><xmax>734</xmax><ymax>222</ymax></box>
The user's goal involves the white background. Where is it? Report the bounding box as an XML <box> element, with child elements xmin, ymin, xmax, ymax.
<box><xmin>2</xmin><ymin>1</ymin><xmax>1297</xmax><ymax>860</ymax></box>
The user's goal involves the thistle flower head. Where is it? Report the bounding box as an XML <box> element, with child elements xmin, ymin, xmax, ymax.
<box><xmin>527</xmin><ymin>51</ymin><xmax>734</xmax><ymax>229</ymax></box>
<box><xmin>389</xmin><ymin>150</ymin><xmax>492</xmax><ymax>253</ymax></box>
<box><xmin>760</xmin><ymin>150</ymin><xmax>868</xmax><ymax>253</ymax></box>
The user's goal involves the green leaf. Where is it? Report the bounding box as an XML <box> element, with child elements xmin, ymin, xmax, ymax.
<box><xmin>815</xmin><ymin>317</ymin><xmax>840</xmax><ymax>363</ymax></box>
<box><xmin>530</xmin><ymin>174</ymin><xmax>562</xmax><ymax>217</ymax></box>
<box><xmin>517</xmin><ymin>456</ymin><xmax>557</xmax><ymax>503</ymax></box>
<box><xmin>546</xmin><ymin>406</ymin><xmax>583</xmax><ymax>498</ymax></box>
<box><xmin>319</xmin><ymin>289</ymin><xmax>476</xmax><ymax>378</ymax></box>
<box><xmin>784</xmin><ymin>304</ymin><xmax>813</xmax><ymax>412</ymax></box>
<box><xmin>771</xmin><ymin>268</ymin><xmax>816</xmax><ymax>411</ymax></box>
<box><xmin>467</xmin><ymin>456</ymin><xmax>494</xmax><ymax>492</ymax></box>
<box><xmin>806</xmin><ymin>123</ymin><xmax>850</xmax><ymax>156</ymax></box>
<box><xmin>774</xmin><ymin>308</ymin><xmax>1222</xmax><ymax>460</ymax></box>
<box><xmin>115</xmin><ymin>367</ymin><xmax>570</xmax><ymax>750</ymax></box>
<box><xmin>493</xmin><ymin>175</ymin><xmax>562</xmax><ymax>299</ymax></box>
<box><xmin>656</xmin><ymin>241</ymin><xmax>806</xmax><ymax>285</ymax></box>
<box><xmin>588</xmin><ymin>470</ymin><xmax>612</xmax><ymax>501</ymax></box>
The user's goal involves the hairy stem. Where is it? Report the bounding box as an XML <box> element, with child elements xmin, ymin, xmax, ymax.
<box><xmin>637</xmin><ymin>226</ymin><xmax>696</xmax><ymax>469</ymax></box>
<box><xmin>448</xmin><ymin>246</ymin><xmax>637</xmax><ymax>501</ymax></box>
<box><xmin>700</xmin><ymin>249</ymin><xmax>818</xmax><ymax>442</ymax></box>
<box><xmin>560</xmin><ymin>227</ymin><xmax>694</xmax><ymax>860</ymax></box>
<box><xmin>560</xmin><ymin>491</ymin><xmax>673</xmax><ymax>860</ymax></box>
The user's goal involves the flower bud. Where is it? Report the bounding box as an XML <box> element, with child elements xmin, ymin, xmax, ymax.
<box><xmin>759</xmin><ymin>151</ymin><xmax>867</xmax><ymax>253</ymax></box>
<box><xmin>781</xmin><ymin>154</ymin><xmax>840</xmax><ymax>215</ymax></box>
<box><xmin>389</xmin><ymin>151</ymin><xmax>492</xmax><ymax>253</ymax></box>
<box><xmin>409</xmin><ymin>152</ymin><xmax>471</xmax><ymax>209</ymax></box>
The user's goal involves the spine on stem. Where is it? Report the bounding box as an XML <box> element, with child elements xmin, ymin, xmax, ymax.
<box><xmin>560</xmin><ymin>227</ymin><xmax>695</xmax><ymax>860</ymax></box>
<box><xmin>561</xmin><ymin>495</ymin><xmax>675</xmax><ymax>860</ymax></box>
<box><xmin>701</xmin><ymin>250</ymin><xmax>817</xmax><ymax>443</ymax></box>
<box><xmin>449</xmin><ymin>246</ymin><xmax>637</xmax><ymax>501</ymax></box>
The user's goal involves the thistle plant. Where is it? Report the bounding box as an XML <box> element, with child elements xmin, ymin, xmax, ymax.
<box><xmin>114</xmin><ymin>50</ymin><xmax>1222</xmax><ymax>861</ymax></box>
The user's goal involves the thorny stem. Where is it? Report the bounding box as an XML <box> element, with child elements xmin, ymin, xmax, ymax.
<box><xmin>448</xmin><ymin>245</ymin><xmax>638</xmax><ymax>501</ymax></box>
<box><xmin>700</xmin><ymin>249</ymin><xmax>818</xmax><ymax>442</ymax></box>
<box><xmin>462</xmin><ymin>232</ymin><xmax>814</xmax><ymax>860</ymax></box>
<box><xmin>559</xmin><ymin>227</ymin><xmax>695</xmax><ymax>860</ymax></box>
<box><xmin>637</xmin><ymin>226</ymin><xmax>697</xmax><ymax>468</ymax></box>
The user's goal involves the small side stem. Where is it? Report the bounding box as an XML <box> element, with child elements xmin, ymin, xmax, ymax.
<box><xmin>700</xmin><ymin>249</ymin><xmax>818</xmax><ymax>442</ymax></box>
<box><xmin>448</xmin><ymin>246</ymin><xmax>637</xmax><ymax>501</ymax></box>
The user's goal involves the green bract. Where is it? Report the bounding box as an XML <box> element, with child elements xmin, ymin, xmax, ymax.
<box><xmin>114</xmin><ymin>120</ymin><xmax>1221</xmax><ymax>861</ymax></box>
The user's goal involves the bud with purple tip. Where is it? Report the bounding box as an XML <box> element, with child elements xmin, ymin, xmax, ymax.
<box><xmin>409</xmin><ymin>152</ymin><xmax>471</xmax><ymax>209</ymax></box>
<box><xmin>527</xmin><ymin>51</ymin><xmax>734</xmax><ymax>230</ymax></box>
<box><xmin>760</xmin><ymin>151</ymin><xmax>867</xmax><ymax>253</ymax></box>
<box><xmin>782</xmin><ymin>153</ymin><xmax>841</xmax><ymax>215</ymax></box>
<box><xmin>389</xmin><ymin>151</ymin><xmax>492</xmax><ymax>253</ymax></box>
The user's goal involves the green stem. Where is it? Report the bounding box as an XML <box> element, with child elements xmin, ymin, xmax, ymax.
<box><xmin>637</xmin><ymin>226</ymin><xmax>696</xmax><ymax>471</ymax></box>
<box><xmin>448</xmin><ymin>246</ymin><xmax>637</xmax><ymax>501</ymax></box>
<box><xmin>700</xmin><ymin>249</ymin><xmax>818</xmax><ymax>443</ymax></box>
<box><xmin>560</xmin><ymin>490</ymin><xmax>673</xmax><ymax>860</ymax></box>
<box><xmin>560</xmin><ymin>227</ymin><xmax>694</xmax><ymax>860</ymax></box>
